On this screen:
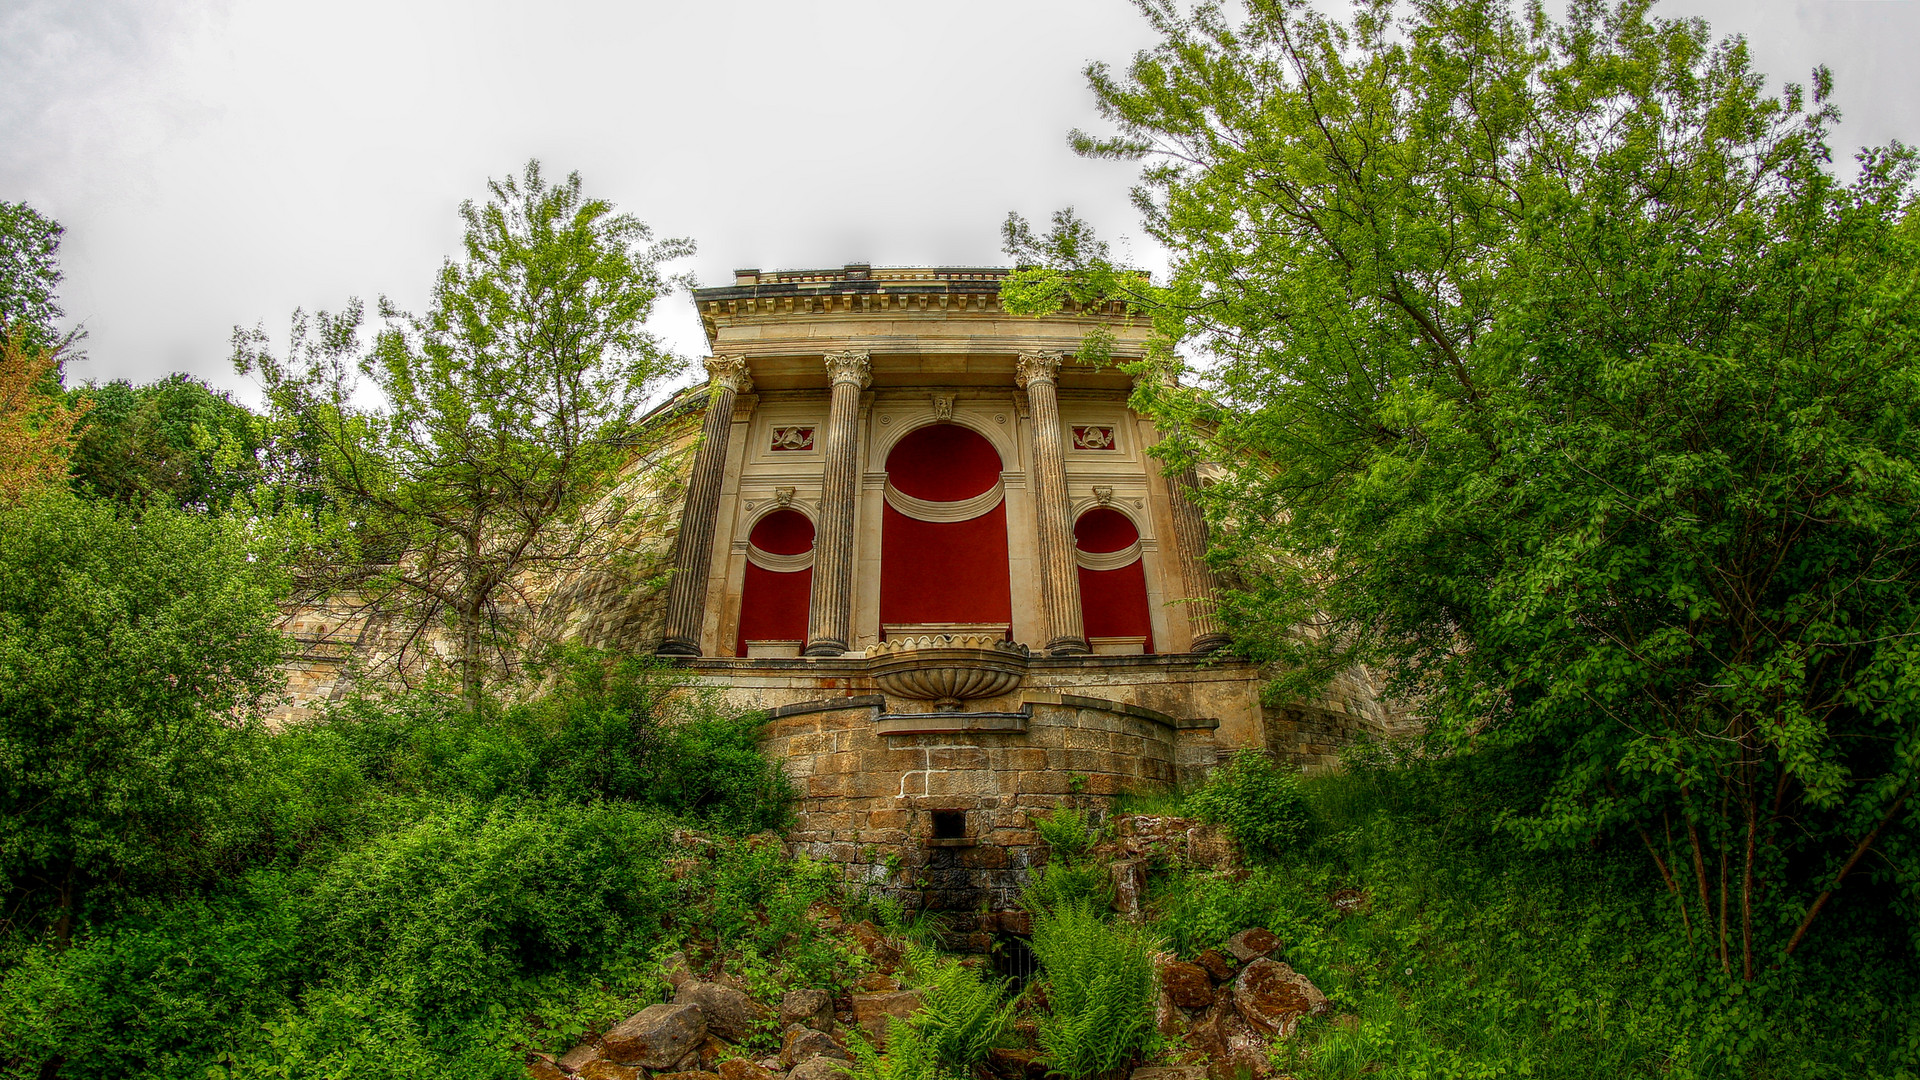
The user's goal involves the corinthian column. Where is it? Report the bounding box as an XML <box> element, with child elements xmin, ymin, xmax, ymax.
<box><xmin>804</xmin><ymin>350</ymin><xmax>871</xmax><ymax>657</ymax></box>
<box><xmin>1166</xmin><ymin>464</ymin><xmax>1230</xmax><ymax>653</ymax></box>
<box><xmin>1017</xmin><ymin>351</ymin><xmax>1089</xmax><ymax>656</ymax></box>
<box><xmin>658</xmin><ymin>356</ymin><xmax>752</xmax><ymax>656</ymax></box>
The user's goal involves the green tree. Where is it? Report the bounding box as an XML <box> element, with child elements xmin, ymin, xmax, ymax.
<box><xmin>235</xmin><ymin>162</ymin><xmax>692</xmax><ymax>713</ymax></box>
<box><xmin>0</xmin><ymin>494</ymin><xmax>290</xmax><ymax>945</ymax></box>
<box><xmin>66</xmin><ymin>374</ymin><xmax>265</xmax><ymax>511</ymax></box>
<box><xmin>1005</xmin><ymin>0</ymin><xmax>1920</xmax><ymax>976</ymax></box>
<box><xmin>0</xmin><ymin>201</ymin><xmax>73</xmax><ymax>360</ymax></box>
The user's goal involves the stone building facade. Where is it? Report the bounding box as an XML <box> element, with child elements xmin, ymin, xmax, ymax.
<box><xmin>652</xmin><ymin>265</ymin><xmax>1397</xmax><ymax>931</ymax></box>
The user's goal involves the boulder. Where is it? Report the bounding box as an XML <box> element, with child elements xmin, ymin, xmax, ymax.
<box><xmin>1231</xmin><ymin>959</ymin><xmax>1329</xmax><ymax>1037</ymax></box>
<box><xmin>677</xmin><ymin>982</ymin><xmax>769</xmax><ymax>1043</ymax></box>
<box><xmin>718</xmin><ymin>1060</ymin><xmax>779</xmax><ymax>1080</ymax></box>
<box><xmin>1158</xmin><ymin>959</ymin><xmax>1214</xmax><ymax>1010</ymax></box>
<box><xmin>856</xmin><ymin>972</ymin><xmax>901</xmax><ymax>993</ymax></box>
<box><xmin>1111</xmin><ymin>859</ymin><xmax>1149</xmax><ymax>921</ymax></box>
<box><xmin>577</xmin><ymin>1063</ymin><xmax>644</xmax><ymax>1080</ymax></box>
<box><xmin>526</xmin><ymin>1053</ymin><xmax>568</xmax><ymax>1080</ymax></box>
<box><xmin>697</xmin><ymin>1036</ymin><xmax>731</xmax><ymax>1070</ymax></box>
<box><xmin>1224</xmin><ymin>928</ymin><xmax>1281</xmax><ymax>963</ymax></box>
<box><xmin>779</xmin><ymin>1024</ymin><xmax>850</xmax><ymax>1069</ymax></box>
<box><xmin>656</xmin><ymin>1073</ymin><xmax>724</xmax><ymax>1080</ymax></box>
<box><xmin>559</xmin><ymin>1042</ymin><xmax>604</xmax><ymax>1073</ymax></box>
<box><xmin>1154</xmin><ymin>987</ymin><xmax>1186</xmax><ymax>1041</ymax></box>
<box><xmin>603</xmin><ymin>1003</ymin><xmax>708</xmax><ymax>1069</ymax></box>
<box><xmin>850</xmin><ymin>922</ymin><xmax>903</xmax><ymax>973</ymax></box>
<box><xmin>789</xmin><ymin>1057</ymin><xmax>854</xmax><ymax>1080</ymax></box>
<box><xmin>1194</xmin><ymin>950</ymin><xmax>1236</xmax><ymax>983</ymax></box>
<box><xmin>780</xmin><ymin>988</ymin><xmax>835</xmax><ymax>1033</ymax></box>
<box><xmin>850</xmin><ymin>989</ymin><xmax>923</xmax><ymax>1049</ymax></box>
<box><xmin>1187</xmin><ymin>991</ymin><xmax>1271</xmax><ymax>1080</ymax></box>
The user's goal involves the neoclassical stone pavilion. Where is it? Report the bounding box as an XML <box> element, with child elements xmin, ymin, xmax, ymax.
<box><xmin>653</xmin><ymin>265</ymin><xmax>1297</xmax><ymax>930</ymax></box>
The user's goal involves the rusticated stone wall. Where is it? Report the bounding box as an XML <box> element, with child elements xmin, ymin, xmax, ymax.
<box><xmin>759</xmin><ymin>693</ymin><xmax>1207</xmax><ymax>949</ymax></box>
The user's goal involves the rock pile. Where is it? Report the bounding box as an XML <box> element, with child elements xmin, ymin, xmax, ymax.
<box><xmin>531</xmin><ymin>916</ymin><xmax>916</xmax><ymax>1080</ymax></box>
<box><xmin>1147</xmin><ymin>929</ymin><xmax>1330</xmax><ymax>1080</ymax></box>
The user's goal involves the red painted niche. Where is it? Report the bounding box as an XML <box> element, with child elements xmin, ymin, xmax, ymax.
<box><xmin>736</xmin><ymin>509</ymin><xmax>814</xmax><ymax>657</ymax></box>
<box><xmin>881</xmin><ymin>424</ymin><xmax>1012</xmax><ymax>636</ymax></box>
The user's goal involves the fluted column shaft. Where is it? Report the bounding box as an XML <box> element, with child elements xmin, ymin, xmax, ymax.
<box><xmin>1167</xmin><ymin>464</ymin><xmax>1230</xmax><ymax>653</ymax></box>
<box><xmin>659</xmin><ymin>357</ymin><xmax>752</xmax><ymax>656</ymax></box>
<box><xmin>1018</xmin><ymin>352</ymin><xmax>1088</xmax><ymax>656</ymax></box>
<box><xmin>804</xmin><ymin>350</ymin><xmax>871</xmax><ymax>657</ymax></box>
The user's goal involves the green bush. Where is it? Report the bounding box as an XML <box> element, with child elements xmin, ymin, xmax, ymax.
<box><xmin>1186</xmin><ymin>751</ymin><xmax>1311</xmax><ymax>860</ymax></box>
<box><xmin>1030</xmin><ymin>903</ymin><xmax>1160</xmax><ymax>1080</ymax></box>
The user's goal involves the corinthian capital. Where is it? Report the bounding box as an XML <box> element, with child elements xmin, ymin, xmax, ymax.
<box><xmin>823</xmin><ymin>349</ymin><xmax>872</xmax><ymax>389</ymax></box>
<box><xmin>1015</xmin><ymin>351</ymin><xmax>1064</xmax><ymax>390</ymax></box>
<box><xmin>704</xmin><ymin>355</ymin><xmax>753</xmax><ymax>394</ymax></box>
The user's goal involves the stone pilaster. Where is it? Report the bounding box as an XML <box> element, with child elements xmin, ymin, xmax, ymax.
<box><xmin>804</xmin><ymin>350</ymin><xmax>871</xmax><ymax>657</ymax></box>
<box><xmin>1017</xmin><ymin>351</ymin><xmax>1088</xmax><ymax>656</ymax></box>
<box><xmin>1166</xmin><ymin>464</ymin><xmax>1230</xmax><ymax>653</ymax></box>
<box><xmin>658</xmin><ymin>356</ymin><xmax>753</xmax><ymax>656</ymax></box>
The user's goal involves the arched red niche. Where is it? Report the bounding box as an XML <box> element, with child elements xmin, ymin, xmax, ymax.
<box><xmin>735</xmin><ymin>509</ymin><xmax>814</xmax><ymax>656</ymax></box>
<box><xmin>880</xmin><ymin>424</ymin><xmax>1013</xmax><ymax>637</ymax></box>
<box><xmin>1074</xmin><ymin>507</ymin><xmax>1154</xmax><ymax>653</ymax></box>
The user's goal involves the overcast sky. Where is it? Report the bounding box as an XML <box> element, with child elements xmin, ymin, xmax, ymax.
<box><xmin>4</xmin><ymin>0</ymin><xmax>1916</xmax><ymax>402</ymax></box>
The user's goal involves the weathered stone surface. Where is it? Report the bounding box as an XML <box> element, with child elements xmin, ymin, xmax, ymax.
<box><xmin>1232</xmin><ymin>959</ymin><xmax>1329</xmax><ymax>1036</ymax></box>
<box><xmin>1159</xmin><ymin>959</ymin><xmax>1215</xmax><ymax>1009</ymax></box>
<box><xmin>850</xmin><ymin>922</ymin><xmax>902</xmax><ymax>973</ymax></box>
<box><xmin>851</xmin><ymin>989</ymin><xmax>923</xmax><ymax>1049</ymax></box>
<box><xmin>677</xmin><ymin>981</ymin><xmax>769</xmax><ymax>1043</ymax></box>
<box><xmin>526</xmin><ymin>1052</ymin><xmax>568</xmax><ymax>1080</ymax></box>
<box><xmin>779</xmin><ymin>1024</ymin><xmax>850</xmax><ymax>1069</ymax></box>
<box><xmin>1154</xmin><ymin>987</ymin><xmax>1186</xmax><ymax>1041</ymax></box>
<box><xmin>856</xmin><ymin>972</ymin><xmax>901</xmax><ymax>993</ymax></box>
<box><xmin>780</xmin><ymin>988</ymin><xmax>834</xmax><ymax>1032</ymax></box>
<box><xmin>558</xmin><ymin>1042</ymin><xmax>604</xmax><ymax>1073</ymax></box>
<box><xmin>1188</xmin><ymin>990</ymin><xmax>1272</xmax><ymax>1080</ymax></box>
<box><xmin>1194</xmin><ymin>950</ymin><xmax>1236</xmax><ymax>983</ymax></box>
<box><xmin>1224</xmin><ymin>928</ymin><xmax>1282</xmax><ymax>963</ymax></box>
<box><xmin>697</xmin><ymin>1036</ymin><xmax>731</xmax><ymax>1070</ymax></box>
<box><xmin>718</xmin><ymin>1059</ymin><xmax>779</xmax><ymax>1080</ymax></box>
<box><xmin>1112</xmin><ymin>859</ymin><xmax>1149</xmax><ymax>920</ymax></box>
<box><xmin>603</xmin><ymin>1003</ymin><xmax>708</xmax><ymax>1068</ymax></box>
<box><xmin>789</xmin><ymin>1056</ymin><xmax>854</xmax><ymax>1080</ymax></box>
<box><xmin>656</xmin><ymin>1071</ymin><xmax>723</xmax><ymax>1080</ymax></box>
<box><xmin>1131</xmin><ymin>1068</ymin><xmax>1209</xmax><ymax>1080</ymax></box>
<box><xmin>577</xmin><ymin>1062</ymin><xmax>644</xmax><ymax>1080</ymax></box>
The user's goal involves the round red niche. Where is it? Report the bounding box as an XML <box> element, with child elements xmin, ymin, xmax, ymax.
<box><xmin>1074</xmin><ymin>507</ymin><xmax>1139</xmax><ymax>554</ymax></box>
<box><xmin>885</xmin><ymin>424</ymin><xmax>1002</xmax><ymax>501</ymax></box>
<box><xmin>749</xmin><ymin>509</ymin><xmax>814</xmax><ymax>554</ymax></box>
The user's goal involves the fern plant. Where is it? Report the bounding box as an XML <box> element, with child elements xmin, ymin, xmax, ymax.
<box><xmin>1029</xmin><ymin>902</ymin><xmax>1160</xmax><ymax>1079</ymax></box>
<box><xmin>851</xmin><ymin>946</ymin><xmax>1014</xmax><ymax>1080</ymax></box>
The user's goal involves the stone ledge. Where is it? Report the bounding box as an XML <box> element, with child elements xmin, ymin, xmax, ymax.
<box><xmin>767</xmin><ymin>695</ymin><xmax>888</xmax><ymax>720</ymax></box>
<box><xmin>1022</xmin><ymin>691</ymin><xmax>1178</xmax><ymax>731</ymax></box>
<box><xmin>1176</xmin><ymin>716</ymin><xmax>1221</xmax><ymax>730</ymax></box>
<box><xmin>876</xmin><ymin>709</ymin><xmax>1032</xmax><ymax>736</ymax></box>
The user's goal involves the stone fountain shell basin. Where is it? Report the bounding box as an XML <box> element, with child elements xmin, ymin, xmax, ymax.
<box><xmin>866</xmin><ymin>638</ymin><xmax>1030</xmax><ymax>709</ymax></box>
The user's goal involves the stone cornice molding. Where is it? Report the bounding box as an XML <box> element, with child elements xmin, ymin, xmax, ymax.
<box><xmin>883</xmin><ymin>477</ymin><xmax>1006</xmax><ymax>523</ymax></box>
<box><xmin>824</xmin><ymin>350</ymin><xmax>873</xmax><ymax>389</ymax></box>
<box><xmin>704</xmin><ymin>355</ymin><xmax>753</xmax><ymax>394</ymax></box>
<box><xmin>1015</xmin><ymin>351</ymin><xmax>1064</xmax><ymax>389</ymax></box>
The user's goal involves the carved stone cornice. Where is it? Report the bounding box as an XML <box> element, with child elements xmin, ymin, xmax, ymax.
<box><xmin>704</xmin><ymin>355</ymin><xmax>753</xmax><ymax>394</ymax></box>
<box><xmin>1015</xmin><ymin>351</ymin><xmax>1063</xmax><ymax>389</ymax></box>
<box><xmin>823</xmin><ymin>350</ymin><xmax>873</xmax><ymax>389</ymax></box>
